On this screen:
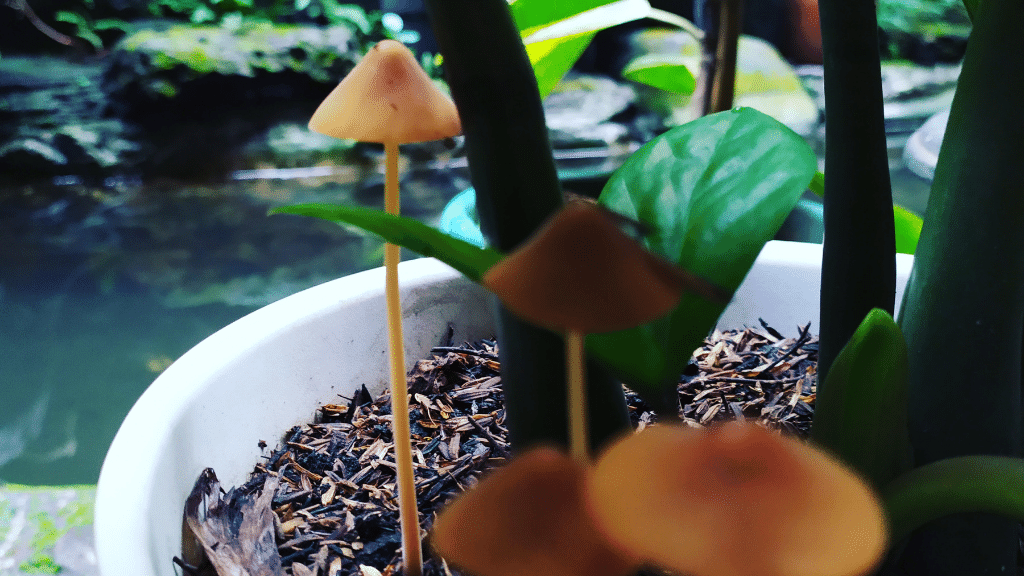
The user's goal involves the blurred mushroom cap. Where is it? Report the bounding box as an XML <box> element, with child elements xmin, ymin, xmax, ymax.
<box><xmin>587</xmin><ymin>423</ymin><xmax>889</xmax><ymax>576</ymax></box>
<box><xmin>483</xmin><ymin>202</ymin><xmax>699</xmax><ymax>333</ymax></box>
<box><xmin>430</xmin><ymin>447</ymin><xmax>638</xmax><ymax>576</ymax></box>
<box><xmin>308</xmin><ymin>39</ymin><xmax>461</xmax><ymax>143</ymax></box>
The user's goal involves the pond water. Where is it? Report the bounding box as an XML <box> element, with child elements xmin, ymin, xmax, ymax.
<box><xmin>0</xmin><ymin>162</ymin><xmax>471</xmax><ymax>485</ymax></box>
<box><xmin>0</xmin><ymin>140</ymin><xmax>933</xmax><ymax>486</ymax></box>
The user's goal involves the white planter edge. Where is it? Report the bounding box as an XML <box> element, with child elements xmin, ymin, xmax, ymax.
<box><xmin>95</xmin><ymin>240</ymin><xmax>914</xmax><ymax>576</ymax></box>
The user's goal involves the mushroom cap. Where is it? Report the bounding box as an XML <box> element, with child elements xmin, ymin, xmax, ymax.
<box><xmin>430</xmin><ymin>447</ymin><xmax>638</xmax><ymax>576</ymax></box>
<box><xmin>586</xmin><ymin>423</ymin><xmax>889</xmax><ymax>576</ymax></box>
<box><xmin>482</xmin><ymin>201</ymin><xmax>700</xmax><ymax>333</ymax></box>
<box><xmin>308</xmin><ymin>39</ymin><xmax>461</xmax><ymax>143</ymax></box>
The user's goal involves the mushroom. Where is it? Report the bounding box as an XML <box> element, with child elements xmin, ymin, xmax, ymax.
<box><xmin>308</xmin><ymin>39</ymin><xmax>461</xmax><ymax>576</ymax></box>
<box><xmin>430</xmin><ymin>447</ymin><xmax>638</xmax><ymax>576</ymax></box>
<box><xmin>309</xmin><ymin>39</ymin><xmax>461</xmax><ymax>144</ymax></box>
<box><xmin>482</xmin><ymin>200</ymin><xmax>722</xmax><ymax>462</ymax></box>
<box><xmin>586</xmin><ymin>422</ymin><xmax>889</xmax><ymax>576</ymax></box>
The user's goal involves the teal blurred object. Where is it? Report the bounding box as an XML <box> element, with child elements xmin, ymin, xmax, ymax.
<box><xmin>438</xmin><ymin>188</ymin><xmax>488</xmax><ymax>248</ymax></box>
<box><xmin>439</xmin><ymin>187</ymin><xmax>825</xmax><ymax>247</ymax></box>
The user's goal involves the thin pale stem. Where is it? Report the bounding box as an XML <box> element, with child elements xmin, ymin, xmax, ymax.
<box><xmin>383</xmin><ymin>140</ymin><xmax>423</xmax><ymax>576</ymax></box>
<box><xmin>566</xmin><ymin>328</ymin><xmax>589</xmax><ymax>464</ymax></box>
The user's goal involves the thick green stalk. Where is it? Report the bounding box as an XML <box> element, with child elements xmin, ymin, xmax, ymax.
<box><xmin>424</xmin><ymin>0</ymin><xmax>631</xmax><ymax>453</ymax></box>
<box><xmin>816</xmin><ymin>0</ymin><xmax>895</xmax><ymax>388</ymax></box>
<box><xmin>895</xmin><ymin>0</ymin><xmax>1024</xmax><ymax>572</ymax></box>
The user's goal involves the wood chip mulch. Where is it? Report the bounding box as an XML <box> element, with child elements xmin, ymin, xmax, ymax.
<box><xmin>179</xmin><ymin>321</ymin><xmax>818</xmax><ymax>576</ymax></box>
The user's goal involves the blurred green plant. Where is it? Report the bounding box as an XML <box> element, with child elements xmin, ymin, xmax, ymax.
<box><xmin>10</xmin><ymin>0</ymin><xmax>388</xmax><ymax>54</ymax></box>
<box><xmin>53</xmin><ymin>9</ymin><xmax>133</xmax><ymax>52</ymax></box>
<box><xmin>877</xmin><ymin>0</ymin><xmax>971</xmax><ymax>60</ymax></box>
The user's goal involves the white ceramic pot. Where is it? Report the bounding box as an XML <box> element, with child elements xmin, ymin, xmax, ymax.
<box><xmin>95</xmin><ymin>241</ymin><xmax>914</xmax><ymax>576</ymax></box>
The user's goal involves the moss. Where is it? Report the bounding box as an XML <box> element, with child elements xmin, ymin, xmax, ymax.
<box><xmin>115</xmin><ymin>22</ymin><xmax>362</xmax><ymax>83</ymax></box>
<box><xmin>19</xmin><ymin>553</ymin><xmax>62</xmax><ymax>574</ymax></box>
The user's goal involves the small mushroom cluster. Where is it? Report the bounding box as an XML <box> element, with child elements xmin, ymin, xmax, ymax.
<box><xmin>431</xmin><ymin>202</ymin><xmax>889</xmax><ymax>576</ymax></box>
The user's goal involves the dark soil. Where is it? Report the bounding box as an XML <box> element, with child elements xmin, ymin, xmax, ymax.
<box><xmin>182</xmin><ymin>322</ymin><xmax>821</xmax><ymax>576</ymax></box>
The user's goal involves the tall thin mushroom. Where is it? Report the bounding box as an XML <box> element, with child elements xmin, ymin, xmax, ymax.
<box><xmin>482</xmin><ymin>201</ymin><xmax>722</xmax><ymax>461</ymax></box>
<box><xmin>308</xmin><ymin>39</ymin><xmax>461</xmax><ymax>576</ymax></box>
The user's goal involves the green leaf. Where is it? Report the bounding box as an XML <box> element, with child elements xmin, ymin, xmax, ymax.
<box><xmin>592</xmin><ymin>107</ymin><xmax>817</xmax><ymax>396</ymax></box>
<box><xmin>517</xmin><ymin>0</ymin><xmax>650</xmax><ymax>99</ymax></box>
<box><xmin>509</xmin><ymin>0</ymin><xmax>618</xmax><ymax>35</ymax></box>
<box><xmin>808</xmin><ymin>170</ymin><xmax>825</xmax><ymax>197</ymax></box>
<box><xmin>811</xmin><ymin>308</ymin><xmax>911</xmax><ymax>490</ymax></box>
<box><xmin>621</xmin><ymin>54</ymin><xmax>696</xmax><ymax>94</ymax></box>
<box><xmin>55</xmin><ymin>10</ymin><xmax>86</xmax><ymax>25</ymax></box>
<box><xmin>518</xmin><ymin>0</ymin><xmax>650</xmax><ymax>43</ymax></box>
<box><xmin>883</xmin><ymin>456</ymin><xmax>1024</xmax><ymax>543</ymax></box>
<box><xmin>809</xmin><ymin>171</ymin><xmax>921</xmax><ymax>255</ymax></box>
<box><xmin>893</xmin><ymin>204</ymin><xmax>922</xmax><ymax>254</ymax></box>
<box><xmin>93</xmin><ymin>18</ymin><xmax>133</xmax><ymax>32</ymax></box>
<box><xmin>526</xmin><ymin>34</ymin><xmax>594</xmax><ymax>99</ymax></box>
<box><xmin>269</xmin><ymin>204</ymin><xmax>503</xmax><ymax>282</ymax></box>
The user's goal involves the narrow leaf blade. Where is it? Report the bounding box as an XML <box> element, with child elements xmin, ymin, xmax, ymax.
<box><xmin>270</xmin><ymin>204</ymin><xmax>502</xmax><ymax>281</ymax></box>
<box><xmin>811</xmin><ymin>308</ymin><xmax>912</xmax><ymax>490</ymax></box>
<box><xmin>883</xmin><ymin>456</ymin><xmax>1024</xmax><ymax>544</ymax></box>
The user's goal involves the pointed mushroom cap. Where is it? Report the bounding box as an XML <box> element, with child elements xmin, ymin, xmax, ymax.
<box><xmin>586</xmin><ymin>423</ymin><xmax>889</xmax><ymax>576</ymax></box>
<box><xmin>482</xmin><ymin>202</ymin><xmax>692</xmax><ymax>333</ymax></box>
<box><xmin>430</xmin><ymin>447</ymin><xmax>638</xmax><ymax>576</ymax></box>
<box><xmin>309</xmin><ymin>39</ymin><xmax>461</xmax><ymax>143</ymax></box>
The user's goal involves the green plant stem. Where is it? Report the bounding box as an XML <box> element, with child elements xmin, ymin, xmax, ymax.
<box><xmin>815</xmin><ymin>0</ymin><xmax>895</xmax><ymax>388</ymax></box>
<box><xmin>424</xmin><ymin>0</ymin><xmax>631</xmax><ymax>454</ymax></box>
<box><xmin>895</xmin><ymin>0</ymin><xmax>1024</xmax><ymax>572</ymax></box>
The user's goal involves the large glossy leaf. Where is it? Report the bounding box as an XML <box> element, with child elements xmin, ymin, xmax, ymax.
<box><xmin>811</xmin><ymin>308</ymin><xmax>912</xmax><ymax>490</ymax></box>
<box><xmin>591</xmin><ymin>108</ymin><xmax>817</xmax><ymax>396</ymax></box>
<box><xmin>269</xmin><ymin>204</ymin><xmax>502</xmax><ymax>282</ymax></box>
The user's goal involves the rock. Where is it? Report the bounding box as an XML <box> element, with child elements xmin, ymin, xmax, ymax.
<box><xmin>0</xmin><ymin>56</ymin><xmax>139</xmax><ymax>178</ymax></box>
<box><xmin>98</xmin><ymin>21</ymin><xmax>372</xmax><ymax>178</ymax></box>
<box><xmin>543</xmin><ymin>73</ymin><xmax>636</xmax><ymax>149</ymax></box>
<box><xmin>238</xmin><ymin>121</ymin><xmax>360</xmax><ymax>169</ymax></box>
<box><xmin>105</xmin><ymin>21</ymin><xmax>362</xmax><ymax>99</ymax></box>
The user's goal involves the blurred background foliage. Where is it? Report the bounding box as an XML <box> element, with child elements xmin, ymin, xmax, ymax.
<box><xmin>0</xmin><ymin>0</ymin><xmax>400</xmax><ymax>56</ymax></box>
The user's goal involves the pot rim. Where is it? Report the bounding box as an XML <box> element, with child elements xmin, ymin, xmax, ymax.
<box><xmin>94</xmin><ymin>242</ymin><xmax>915</xmax><ymax>576</ymax></box>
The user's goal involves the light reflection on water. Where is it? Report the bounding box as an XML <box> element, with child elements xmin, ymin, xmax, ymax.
<box><xmin>0</xmin><ymin>164</ymin><xmax>469</xmax><ymax>484</ymax></box>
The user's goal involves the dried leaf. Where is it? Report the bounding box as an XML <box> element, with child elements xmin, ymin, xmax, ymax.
<box><xmin>184</xmin><ymin>468</ymin><xmax>285</xmax><ymax>576</ymax></box>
